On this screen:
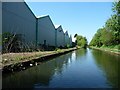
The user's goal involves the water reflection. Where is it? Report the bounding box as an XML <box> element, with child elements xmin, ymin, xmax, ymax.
<box><xmin>91</xmin><ymin>49</ymin><xmax>120</xmax><ymax>88</ymax></box>
<box><xmin>2</xmin><ymin>49</ymin><xmax>120</xmax><ymax>88</ymax></box>
<box><xmin>2</xmin><ymin>52</ymin><xmax>72</xmax><ymax>88</ymax></box>
<box><xmin>75</xmin><ymin>49</ymin><xmax>87</xmax><ymax>60</ymax></box>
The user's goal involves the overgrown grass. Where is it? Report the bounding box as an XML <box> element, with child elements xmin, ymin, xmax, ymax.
<box><xmin>100</xmin><ymin>45</ymin><xmax>120</xmax><ymax>52</ymax></box>
<box><xmin>54</xmin><ymin>48</ymin><xmax>63</xmax><ymax>53</ymax></box>
<box><xmin>90</xmin><ymin>44</ymin><xmax>120</xmax><ymax>53</ymax></box>
<box><xmin>2</xmin><ymin>48</ymin><xmax>76</xmax><ymax>66</ymax></box>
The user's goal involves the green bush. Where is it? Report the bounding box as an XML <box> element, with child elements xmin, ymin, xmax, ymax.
<box><xmin>114</xmin><ymin>44</ymin><xmax>120</xmax><ymax>50</ymax></box>
<box><xmin>2</xmin><ymin>32</ymin><xmax>22</xmax><ymax>53</ymax></box>
<box><xmin>67</xmin><ymin>44</ymin><xmax>70</xmax><ymax>48</ymax></box>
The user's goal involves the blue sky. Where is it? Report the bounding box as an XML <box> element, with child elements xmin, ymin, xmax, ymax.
<box><xmin>25</xmin><ymin>1</ymin><xmax>113</xmax><ymax>43</ymax></box>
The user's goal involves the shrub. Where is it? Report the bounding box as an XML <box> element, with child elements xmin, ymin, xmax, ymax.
<box><xmin>2</xmin><ymin>32</ymin><xmax>22</xmax><ymax>53</ymax></box>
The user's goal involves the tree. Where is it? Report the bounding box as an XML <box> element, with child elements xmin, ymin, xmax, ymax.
<box><xmin>111</xmin><ymin>1</ymin><xmax>120</xmax><ymax>44</ymax></box>
<box><xmin>2</xmin><ymin>32</ymin><xmax>22</xmax><ymax>53</ymax></box>
<box><xmin>105</xmin><ymin>15</ymin><xmax>120</xmax><ymax>45</ymax></box>
<box><xmin>74</xmin><ymin>34</ymin><xmax>88</xmax><ymax>48</ymax></box>
<box><xmin>90</xmin><ymin>1</ymin><xmax>120</xmax><ymax>47</ymax></box>
<box><xmin>89</xmin><ymin>28</ymin><xmax>103</xmax><ymax>47</ymax></box>
<box><xmin>112</xmin><ymin>1</ymin><xmax>120</xmax><ymax>15</ymax></box>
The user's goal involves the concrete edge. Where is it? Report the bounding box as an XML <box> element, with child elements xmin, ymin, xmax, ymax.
<box><xmin>2</xmin><ymin>48</ymin><xmax>77</xmax><ymax>74</ymax></box>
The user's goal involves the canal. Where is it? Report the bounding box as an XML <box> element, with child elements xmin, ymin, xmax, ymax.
<box><xmin>2</xmin><ymin>48</ymin><xmax>120</xmax><ymax>89</ymax></box>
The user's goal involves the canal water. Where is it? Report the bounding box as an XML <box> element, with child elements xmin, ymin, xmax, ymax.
<box><xmin>2</xmin><ymin>48</ymin><xmax>120</xmax><ymax>89</ymax></box>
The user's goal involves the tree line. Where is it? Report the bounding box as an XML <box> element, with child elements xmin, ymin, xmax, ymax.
<box><xmin>74</xmin><ymin>34</ymin><xmax>88</xmax><ymax>48</ymax></box>
<box><xmin>89</xmin><ymin>1</ymin><xmax>120</xmax><ymax>49</ymax></box>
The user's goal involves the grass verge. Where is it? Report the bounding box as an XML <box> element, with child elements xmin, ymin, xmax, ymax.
<box><xmin>90</xmin><ymin>45</ymin><xmax>120</xmax><ymax>55</ymax></box>
<box><xmin>1</xmin><ymin>48</ymin><xmax>77</xmax><ymax>69</ymax></box>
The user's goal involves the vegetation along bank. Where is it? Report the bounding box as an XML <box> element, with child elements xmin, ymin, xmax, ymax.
<box><xmin>89</xmin><ymin>2</ymin><xmax>120</xmax><ymax>54</ymax></box>
<box><xmin>1</xmin><ymin>48</ymin><xmax>77</xmax><ymax>73</ymax></box>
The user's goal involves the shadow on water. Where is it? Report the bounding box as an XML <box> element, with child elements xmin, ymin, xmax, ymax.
<box><xmin>91</xmin><ymin>49</ymin><xmax>120</xmax><ymax>88</ymax></box>
<box><xmin>2</xmin><ymin>52</ymin><xmax>72</xmax><ymax>88</ymax></box>
<box><xmin>2</xmin><ymin>48</ymin><xmax>120</xmax><ymax>89</ymax></box>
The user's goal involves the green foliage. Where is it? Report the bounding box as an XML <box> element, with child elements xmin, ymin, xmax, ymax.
<box><xmin>55</xmin><ymin>48</ymin><xmax>59</xmax><ymax>51</ymax></box>
<box><xmin>90</xmin><ymin>1</ymin><xmax>120</xmax><ymax>48</ymax></box>
<box><xmin>89</xmin><ymin>28</ymin><xmax>103</xmax><ymax>47</ymax></box>
<box><xmin>2</xmin><ymin>32</ymin><xmax>22</xmax><ymax>53</ymax></box>
<box><xmin>74</xmin><ymin>34</ymin><xmax>88</xmax><ymax>48</ymax></box>
<box><xmin>2</xmin><ymin>32</ymin><xmax>38</xmax><ymax>53</ymax></box>
<box><xmin>113</xmin><ymin>44</ymin><xmax>120</xmax><ymax>50</ymax></box>
<box><xmin>66</xmin><ymin>44</ymin><xmax>70</xmax><ymax>48</ymax></box>
<box><xmin>112</xmin><ymin>1</ymin><xmax>120</xmax><ymax>14</ymax></box>
<box><xmin>54</xmin><ymin>48</ymin><xmax>62</xmax><ymax>53</ymax></box>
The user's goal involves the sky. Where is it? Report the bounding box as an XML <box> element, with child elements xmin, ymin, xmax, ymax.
<box><xmin>25</xmin><ymin>1</ymin><xmax>113</xmax><ymax>43</ymax></box>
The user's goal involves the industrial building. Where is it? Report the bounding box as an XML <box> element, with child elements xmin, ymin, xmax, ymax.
<box><xmin>2</xmin><ymin>2</ymin><xmax>37</xmax><ymax>49</ymax></box>
<box><xmin>2</xmin><ymin>1</ymin><xmax>72</xmax><ymax>51</ymax></box>
<box><xmin>64</xmin><ymin>31</ymin><xmax>70</xmax><ymax>46</ymax></box>
<box><xmin>69</xmin><ymin>35</ymin><xmax>72</xmax><ymax>47</ymax></box>
<box><xmin>55</xmin><ymin>25</ymin><xmax>65</xmax><ymax>47</ymax></box>
<box><xmin>37</xmin><ymin>15</ymin><xmax>56</xmax><ymax>47</ymax></box>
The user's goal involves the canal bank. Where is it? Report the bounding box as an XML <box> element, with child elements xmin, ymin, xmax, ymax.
<box><xmin>89</xmin><ymin>46</ymin><xmax>120</xmax><ymax>56</ymax></box>
<box><xmin>1</xmin><ymin>47</ymin><xmax>77</xmax><ymax>73</ymax></box>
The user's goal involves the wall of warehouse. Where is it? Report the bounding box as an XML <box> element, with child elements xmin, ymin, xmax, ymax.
<box><xmin>55</xmin><ymin>25</ymin><xmax>65</xmax><ymax>47</ymax></box>
<box><xmin>2</xmin><ymin>1</ymin><xmax>72</xmax><ymax>50</ymax></box>
<box><xmin>37</xmin><ymin>15</ymin><xmax>56</xmax><ymax>46</ymax></box>
<box><xmin>64</xmin><ymin>31</ymin><xmax>70</xmax><ymax>46</ymax></box>
<box><xmin>69</xmin><ymin>35</ymin><xmax>72</xmax><ymax>47</ymax></box>
<box><xmin>2</xmin><ymin>2</ymin><xmax>36</xmax><ymax>47</ymax></box>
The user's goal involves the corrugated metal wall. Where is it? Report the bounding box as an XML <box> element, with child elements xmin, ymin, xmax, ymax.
<box><xmin>37</xmin><ymin>16</ymin><xmax>55</xmax><ymax>46</ymax></box>
<box><xmin>2</xmin><ymin>2</ymin><xmax>36</xmax><ymax>47</ymax></box>
<box><xmin>2</xmin><ymin>2</ymin><xmax>72</xmax><ymax>49</ymax></box>
<box><xmin>56</xmin><ymin>26</ymin><xmax>65</xmax><ymax>47</ymax></box>
<box><xmin>64</xmin><ymin>31</ymin><xmax>70</xmax><ymax>46</ymax></box>
<box><xmin>69</xmin><ymin>35</ymin><xmax>72</xmax><ymax>47</ymax></box>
